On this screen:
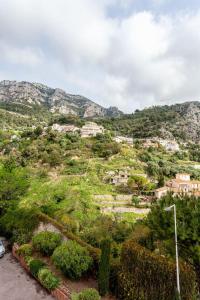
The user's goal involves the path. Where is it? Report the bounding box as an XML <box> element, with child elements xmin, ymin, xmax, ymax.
<box><xmin>0</xmin><ymin>252</ymin><xmax>54</xmax><ymax>300</ymax></box>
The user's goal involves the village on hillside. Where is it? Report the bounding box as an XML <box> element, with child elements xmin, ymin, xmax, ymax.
<box><xmin>1</xmin><ymin>116</ymin><xmax>200</xmax><ymax>300</ymax></box>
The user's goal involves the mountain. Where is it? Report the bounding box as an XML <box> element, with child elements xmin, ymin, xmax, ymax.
<box><xmin>98</xmin><ymin>101</ymin><xmax>200</xmax><ymax>142</ymax></box>
<box><xmin>0</xmin><ymin>80</ymin><xmax>122</xmax><ymax>122</ymax></box>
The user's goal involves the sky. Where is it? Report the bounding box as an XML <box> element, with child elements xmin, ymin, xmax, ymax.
<box><xmin>0</xmin><ymin>0</ymin><xmax>200</xmax><ymax>113</ymax></box>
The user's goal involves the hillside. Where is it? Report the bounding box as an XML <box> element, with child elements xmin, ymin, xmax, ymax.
<box><xmin>98</xmin><ymin>101</ymin><xmax>200</xmax><ymax>142</ymax></box>
<box><xmin>0</xmin><ymin>80</ymin><xmax>122</xmax><ymax>124</ymax></box>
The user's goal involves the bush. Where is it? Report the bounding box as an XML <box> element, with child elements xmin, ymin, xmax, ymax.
<box><xmin>118</xmin><ymin>240</ymin><xmax>197</xmax><ymax>300</ymax></box>
<box><xmin>38</xmin><ymin>268</ymin><xmax>60</xmax><ymax>290</ymax></box>
<box><xmin>98</xmin><ymin>239</ymin><xmax>111</xmax><ymax>296</ymax></box>
<box><xmin>29</xmin><ymin>259</ymin><xmax>46</xmax><ymax>278</ymax></box>
<box><xmin>0</xmin><ymin>207</ymin><xmax>39</xmax><ymax>244</ymax></box>
<box><xmin>52</xmin><ymin>241</ymin><xmax>93</xmax><ymax>279</ymax></box>
<box><xmin>24</xmin><ymin>255</ymin><xmax>34</xmax><ymax>267</ymax></box>
<box><xmin>16</xmin><ymin>244</ymin><xmax>32</xmax><ymax>256</ymax></box>
<box><xmin>72</xmin><ymin>288</ymin><xmax>100</xmax><ymax>300</ymax></box>
<box><xmin>32</xmin><ymin>231</ymin><xmax>62</xmax><ymax>256</ymax></box>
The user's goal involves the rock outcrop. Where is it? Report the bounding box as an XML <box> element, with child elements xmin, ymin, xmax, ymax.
<box><xmin>0</xmin><ymin>80</ymin><xmax>122</xmax><ymax>118</ymax></box>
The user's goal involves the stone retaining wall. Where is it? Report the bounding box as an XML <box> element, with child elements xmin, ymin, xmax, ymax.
<box><xmin>12</xmin><ymin>244</ymin><xmax>71</xmax><ymax>300</ymax></box>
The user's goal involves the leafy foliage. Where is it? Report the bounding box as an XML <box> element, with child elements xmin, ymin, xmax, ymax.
<box><xmin>98</xmin><ymin>239</ymin><xmax>111</xmax><ymax>296</ymax></box>
<box><xmin>0</xmin><ymin>207</ymin><xmax>38</xmax><ymax>244</ymax></box>
<box><xmin>16</xmin><ymin>244</ymin><xmax>32</xmax><ymax>256</ymax></box>
<box><xmin>32</xmin><ymin>231</ymin><xmax>62</xmax><ymax>256</ymax></box>
<box><xmin>72</xmin><ymin>288</ymin><xmax>100</xmax><ymax>300</ymax></box>
<box><xmin>0</xmin><ymin>160</ymin><xmax>29</xmax><ymax>214</ymax></box>
<box><xmin>52</xmin><ymin>241</ymin><xmax>93</xmax><ymax>279</ymax></box>
<box><xmin>29</xmin><ymin>259</ymin><xmax>46</xmax><ymax>278</ymax></box>
<box><xmin>118</xmin><ymin>240</ymin><xmax>197</xmax><ymax>300</ymax></box>
<box><xmin>38</xmin><ymin>268</ymin><xmax>60</xmax><ymax>290</ymax></box>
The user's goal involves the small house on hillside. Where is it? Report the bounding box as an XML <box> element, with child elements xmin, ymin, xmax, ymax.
<box><xmin>110</xmin><ymin>169</ymin><xmax>130</xmax><ymax>186</ymax></box>
<box><xmin>155</xmin><ymin>173</ymin><xmax>200</xmax><ymax>199</ymax></box>
<box><xmin>106</xmin><ymin>168</ymin><xmax>147</xmax><ymax>186</ymax></box>
<box><xmin>80</xmin><ymin>122</ymin><xmax>104</xmax><ymax>137</ymax></box>
<box><xmin>158</xmin><ymin>139</ymin><xmax>179</xmax><ymax>152</ymax></box>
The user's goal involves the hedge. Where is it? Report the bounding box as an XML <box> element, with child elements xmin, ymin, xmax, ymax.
<box><xmin>118</xmin><ymin>240</ymin><xmax>197</xmax><ymax>300</ymax></box>
<box><xmin>38</xmin><ymin>213</ymin><xmax>100</xmax><ymax>262</ymax></box>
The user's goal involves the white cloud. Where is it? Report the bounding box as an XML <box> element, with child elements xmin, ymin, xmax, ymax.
<box><xmin>0</xmin><ymin>1</ymin><xmax>200</xmax><ymax>112</ymax></box>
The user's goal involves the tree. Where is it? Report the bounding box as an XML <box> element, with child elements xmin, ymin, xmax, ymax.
<box><xmin>146</xmin><ymin>194</ymin><xmax>200</xmax><ymax>290</ymax></box>
<box><xmin>157</xmin><ymin>174</ymin><xmax>165</xmax><ymax>188</ymax></box>
<box><xmin>0</xmin><ymin>160</ymin><xmax>29</xmax><ymax>215</ymax></box>
<box><xmin>128</xmin><ymin>175</ymin><xmax>149</xmax><ymax>195</ymax></box>
<box><xmin>98</xmin><ymin>239</ymin><xmax>111</xmax><ymax>296</ymax></box>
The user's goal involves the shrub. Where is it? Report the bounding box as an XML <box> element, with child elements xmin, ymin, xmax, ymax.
<box><xmin>98</xmin><ymin>239</ymin><xmax>111</xmax><ymax>296</ymax></box>
<box><xmin>24</xmin><ymin>255</ymin><xmax>34</xmax><ymax>267</ymax></box>
<box><xmin>72</xmin><ymin>288</ymin><xmax>100</xmax><ymax>300</ymax></box>
<box><xmin>16</xmin><ymin>244</ymin><xmax>32</xmax><ymax>257</ymax></box>
<box><xmin>29</xmin><ymin>259</ymin><xmax>46</xmax><ymax>278</ymax></box>
<box><xmin>52</xmin><ymin>241</ymin><xmax>93</xmax><ymax>279</ymax></box>
<box><xmin>118</xmin><ymin>240</ymin><xmax>197</xmax><ymax>300</ymax></box>
<box><xmin>0</xmin><ymin>207</ymin><xmax>39</xmax><ymax>244</ymax></box>
<box><xmin>32</xmin><ymin>231</ymin><xmax>62</xmax><ymax>256</ymax></box>
<box><xmin>38</xmin><ymin>268</ymin><xmax>60</xmax><ymax>290</ymax></box>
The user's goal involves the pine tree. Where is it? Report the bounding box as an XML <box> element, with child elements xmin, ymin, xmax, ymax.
<box><xmin>98</xmin><ymin>239</ymin><xmax>111</xmax><ymax>296</ymax></box>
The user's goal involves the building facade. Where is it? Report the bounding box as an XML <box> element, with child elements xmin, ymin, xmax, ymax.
<box><xmin>155</xmin><ymin>173</ymin><xmax>200</xmax><ymax>199</ymax></box>
<box><xmin>80</xmin><ymin>122</ymin><xmax>104</xmax><ymax>137</ymax></box>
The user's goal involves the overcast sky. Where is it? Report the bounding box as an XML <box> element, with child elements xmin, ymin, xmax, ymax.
<box><xmin>1</xmin><ymin>0</ymin><xmax>200</xmax><ymax>112</ymax></box>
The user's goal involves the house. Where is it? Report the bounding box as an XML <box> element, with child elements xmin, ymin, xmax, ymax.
<box><xmin>158</xmin><ymin>139</ymin><xmax>179</xmax><ymax>152</ymax></box>
<box><xmin>52</xmin><ymin>124</ymin><xmax>79</xmax><ymax>133</ymax></box>
<box><xmin>110</xmin><ymin>169</ymin><xmax>130</xmax><ymax>186</ymax></box>
<box><xmin>155</xmin><ymin>186</ymin><xmax>169</xmax><ymax>199</ymax></box>
<box><xmin>107</xmin><ymin>169</ymin><xmax>147</xmax><ymax>186</ymax></box>
<box><xmin>155</xmin><ymin>173</ymin><xmax>200</xmax><ymax>199</ymax></box>
<box><xmin>80</xmin><ymin>122</ymin><xmax>104</xmax><ymax>137</ymax></box>
<box><xmin>113</xmin><ymin>136</ymin><xmax>133</xmax><ymax>145</ymax></box>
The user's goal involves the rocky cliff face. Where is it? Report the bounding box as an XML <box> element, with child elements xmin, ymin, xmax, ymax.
<box><xmin>0</xmin><ymin>80</ymin><xmax>122</xmax><ymax>118</ymax></box>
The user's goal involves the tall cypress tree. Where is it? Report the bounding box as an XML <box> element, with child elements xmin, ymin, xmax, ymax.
<box><xmin>98</xmin><ymin>239</ymin><xmax>111</xmax><ymax>296</ymax></box>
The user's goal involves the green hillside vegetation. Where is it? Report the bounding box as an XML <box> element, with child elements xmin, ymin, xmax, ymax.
<box><xmin>97</xmin><ymin>102</ymin><xmax>200</xmax><ymax>140</ymax></box>
<box><xmin>1</xmin><ymin>125</ymin><xmax>200</xmax><ymax>298</ymax></box>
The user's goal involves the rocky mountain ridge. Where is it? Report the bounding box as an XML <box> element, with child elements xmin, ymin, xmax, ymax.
<box><xmin>99</xmin><ymin>101</ymin><xmax>200</xmax><ymax>142</ymax></box>
<box><xmin>0</xmin><ymin>80</ymin><xmax>122</xmax><ymax>118</ymax></box>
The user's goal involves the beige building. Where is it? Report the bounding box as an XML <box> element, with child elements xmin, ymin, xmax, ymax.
<box><xmin>81</xmin><ymin>122</ymin><xmax>104</xmax><ymax>137</ymax></box>
<box><xmin>155</xmin><ymin>173</ymin><xmax>200</xmax><ymax>199</ymax></box>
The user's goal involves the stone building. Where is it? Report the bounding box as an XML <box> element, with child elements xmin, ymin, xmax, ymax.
<box><xmin>80</xmin><ymin>122</ymin><xmax>104</xmax><ymax>137</ymax></box>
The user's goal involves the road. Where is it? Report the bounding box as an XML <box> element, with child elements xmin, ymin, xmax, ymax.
<box><xmin>0</xmin><ymin>252</ymin><xmax>54</xmax><ymax>300</ymax></box>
